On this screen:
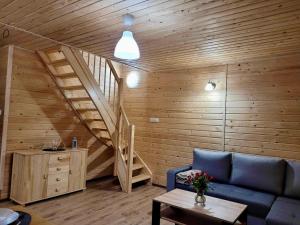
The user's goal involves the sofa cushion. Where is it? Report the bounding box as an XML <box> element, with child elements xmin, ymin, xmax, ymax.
<box><xmin>193</xmin><ymin>149</ymin><xmax>231</xmax><ymax>183</ymax></box>
<box><xmin>206</xmin><ymin>182</ymin><xmax>275</xmax><ymax>218</ymax></box>
<box><xmin>247</xmin><ymin>215</ymin><xmax>266</xmax><ymax>225</ymax></box>
<box><xmin>176</xmin><ymin>169</ymin><xmax>202</xmax><ymax>185</ymax></box>
<box><xmin>266</xmin><ymin>197</ymin><xmax>300</xmax><ymax>225</ymax></box>
<box><xmin>230</xmin><ymin>153</ymin><xmax>286</xmax><ymax>195</ymax></box>
<box><xmin>284</xmin><ymin>160</ymin><xmax>300</xmax><ymax>199</ymax></box>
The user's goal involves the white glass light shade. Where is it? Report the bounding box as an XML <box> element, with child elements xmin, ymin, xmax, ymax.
<box><xmin>205</xmin><ymin>81</ymin><xmax>216</xmax><ymax>91</ymax></box>
<box><xmin>114</xmin><ymin>31</ymin><xmax>140</xmax><ymax>60</ymax></box>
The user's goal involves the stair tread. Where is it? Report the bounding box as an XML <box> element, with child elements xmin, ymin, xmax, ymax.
<box><xmin>91</xmin><ymin>127</ymin><xmax>107</xmax><ymax>131</ymax></box>
<box><xmin>83</xmin><ymin>118</ymin><xmax>103</xmax><ymax>121</ymax></box>
<box><xmin>132</xmin><ymin>163</ymin><xmax>144</xmax><ymax>170</ymax></box>
<box><xmin>77</xmin><ymin>108</ymin><xmax>98</xmax><ymax>111</ymax></box>
<box><xmin>45</xmin><ymin>47</ymin><xmax>61</xmax><ymax>54</ymax></box>
<box><xmin>68</xmin><ymin>97</ymin><xmax>90</xmax><ymax>101</ymax></box>
<box><xmin>51</xmin><ymin>59</ymin><xmax>69</xmax><ymax>67</ymax></box>
<box><xmin>61</xmin><ymin>85</ymin><xmax>84</xmax><ymax>90</ymax></box>
<box><xmin>56</xmin><ymin>72</ymin><xmax>76</xmax><ymax>78</ymax></box>
<box><xmin>132</xmin><ymin>174</ymin><xmax>151</xmax><ymax>183</ymax></box>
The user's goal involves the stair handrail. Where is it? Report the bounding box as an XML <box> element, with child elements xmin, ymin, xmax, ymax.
<box><xmin>79</xmin><ymin>49</ymin><xmax>149</xmax><ymax>193</ymax></box>
<box><xmin>79</xmin><ymin>50</ymin><xmax>121</xmax><ymax>118</ymax></box>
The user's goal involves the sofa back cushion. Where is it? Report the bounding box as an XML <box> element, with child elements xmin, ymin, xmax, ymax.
<box><xmin>192</xmin><ymin>149</ymin><xmax>231</xmax><ymax>183</ymax></box>
<box><xmin>230</xmin><ymin>153</ymin><xmax>286</xmax><ymax>195</ymax></box>
<box><xmin>284</xmin><ymin>160</ymin><xmax>300</xmax><ymax>199</ymax></box>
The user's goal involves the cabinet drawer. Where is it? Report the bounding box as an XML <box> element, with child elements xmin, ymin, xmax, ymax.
<box><xmin>49</xmin><ymin>153</ymin><xmax>70</xmax><ymax>167</ymax></box>
<box><xmin>47</xmin><ymin>173</ymin><xmax>69</xmax><ymax>197</ymax></box>
<box><xmin>48</xmin><ymin>165</ymin><xmax>69</xmax><ymax>174</ymax></box>
<box><xmin>47</xmin><ymin>172</ymin><xmax>69</xmax><ymax>185</ymax></box>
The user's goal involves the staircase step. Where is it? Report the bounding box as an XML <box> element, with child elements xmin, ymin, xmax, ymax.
<box><xmin>55</xmin><ymin>72</ymin><xmax>77</xmax><ymax>78</ymax></box>
<box><xmin>45</xmin><ymin>47</ymin><xmax>61</xmax><ymax>54</ymax></box>
<box><xmin>91</xmin><ymin>127</ymin><xmax>107</xmax><ymax>131</ymax></box>
<box><xmin>76</xmin><ymin>107</ymin><xmax>98</xmax><ymax>111</ymax></box>
<box><xmin>132</xmin><ymin>163</ymin><xmax>143</xmax><ymax>171</ymax></box>
<box><xmin>84</xmin><ymin>118</ymin><xmax>103</xmax><ymax>122</ymax></box>
<box><xmin>61</xmin><ymin>84</ymin><xmax>84</xmax><ymax>90</ymax></box>
<box><xmin>51</xmin><ymin>59</ymin><xmax>69</xmax><ymax>67</ymax></box>
<box><xmin>132</xmin><ymin>174</ymin><xmax>151</xmax><ymax>184</ymax></box>
<box><xmin>68</xmin><ymin>97</ymin><xmax>90</xmax><ymax>101</ymax></box>
<box><xmin>97</xmin><ymin>131</ymin><xmax>110</xmax><ymax>139</ymax></box>
<box><xmin>124</xmin><ymin>153</ymin><xmax>136</xmax><ymax>161</ymax></box>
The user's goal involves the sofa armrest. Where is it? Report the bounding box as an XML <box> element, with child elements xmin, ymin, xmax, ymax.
<box><xmin>166</xmin><ymin>164</ymin><xmax>192</xmax><ymax>192</ymax></box>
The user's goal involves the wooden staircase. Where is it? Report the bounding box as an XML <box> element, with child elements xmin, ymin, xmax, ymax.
<box><xmin>37</xmin><ymin>46</ymin><xmax>152</xmax><ymax>193</ymax></box>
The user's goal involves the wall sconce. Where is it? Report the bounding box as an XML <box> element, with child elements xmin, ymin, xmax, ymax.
<box><xmin>205</xmin><ymin>81</ymin><xmax>216</xmax><ymax>91</ymax></box>
<box><xmin>126</xmin><ymin>71</ymin><xmax>139</xmax><ymax>88</ymax></box>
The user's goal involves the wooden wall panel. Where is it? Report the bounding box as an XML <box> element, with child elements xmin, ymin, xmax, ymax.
<box><xmin>122</xmin><ymin>66</ymin><xmax>227</xmax><ymax>186</ymax></box>
<box><xmin>0</xmin><ymin>46</ymin><xmax>114</xmax><ymax>200</ymax></box>
<box><xmin>225</xmin><ymin>54</ymin><xmax>300</xmax><ymax>159</ymax></box>
<box><xmin>0</xmin><ymin>46</ymin><xmax>8</xmax><ymax>153</ymax></box>
<box><xmin>122</xmin><ymin>54</ymin><xmax>300</xmax><ymax>186</ymax></box>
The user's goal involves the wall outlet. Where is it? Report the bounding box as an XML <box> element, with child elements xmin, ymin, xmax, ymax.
<box><xmin>149</xmin><ymin>117</ymin><xmax>160</xmax><ymax>123</ymax></box>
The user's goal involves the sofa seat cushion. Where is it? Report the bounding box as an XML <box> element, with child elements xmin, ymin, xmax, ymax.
<box><xmin>266</xmin><ymin>197</ymin><xmax>300</xmax><ymax>225</ymax></box>
<box><xmin>284</xmin><ymin>160</ymin><xmax>300</xmax><ymax>199</ymax></box>
<box><xmin>206</xmin><ymin>182</ymin><xmax>275</xmax><ymax>218</ymax></box>
<box><xmin>193</xmin><ymin>149</ymin><xmax>231</xmax><ymax>183</ymax></box>
<box><xmin>230</xmin><ymin>153</ymin><xmax>286</xmax><ymax>195</ymax></box>
<box><xmin>247</xmin><ymin>215</ymin><xmax>266</xmax><ymax>225</ymax></box>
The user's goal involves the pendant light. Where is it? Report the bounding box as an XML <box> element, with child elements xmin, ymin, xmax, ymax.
<box><xmin>114</xmin><ymin>14</ymin><xmax>140</xmax><ymax>60</ymax></box>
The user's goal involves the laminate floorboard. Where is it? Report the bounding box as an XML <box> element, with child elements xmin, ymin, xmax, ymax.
<box><xmin>0</xmin><ymin>177</ymin><xmax>171</xmax><ymax>225</ymax></box>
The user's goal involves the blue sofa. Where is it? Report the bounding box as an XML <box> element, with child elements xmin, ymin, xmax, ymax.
<box><xmin>167</xmin><ymin>149</ymin><xmax>300</xmax><ymax>225</ymax></box>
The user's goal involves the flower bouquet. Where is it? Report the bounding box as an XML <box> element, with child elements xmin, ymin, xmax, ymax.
<box><xmin>187</xmin><ymin>171</ymin><xmax>213</xmax><ymax>205</ymax></box>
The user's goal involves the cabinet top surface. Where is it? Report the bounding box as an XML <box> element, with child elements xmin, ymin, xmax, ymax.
<box><xmin>14</xmin><ymin>148</ymin><xmax>88</xmax><ymax>155</ymax></box>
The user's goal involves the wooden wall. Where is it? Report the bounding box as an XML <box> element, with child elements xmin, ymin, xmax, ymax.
<box><xmin>0</xmin><ymin>47</ymin><xmax>8</xmax><ymax>153</ymax></box>
<box><xmin>122</xmin><ymin>54</ymin><xmax>300</xmax><ymax>186</ymax></box>
<box><xmin>225</xmin><ymin>55</ymin><xmax>300</xmax><ymax>159</ymax></box>
<box><xmin>0</xmin><ymin>46</ymin><xmax>114</xmax><ymax>199</ymax></box>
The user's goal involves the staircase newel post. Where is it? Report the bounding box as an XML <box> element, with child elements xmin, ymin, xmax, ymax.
<box><xmin>115</xmin><ymin>78</ymin><xmax>123</xmax><ymax>146</ymax></box>
<box><xmin>118</xmin><ymin>78</ymin><xmax>124</xmax><ymax>112</ymax></box>
<box><xmin>127</xmin><ymin>124</ymin><xmax>135</xmax><ymax>193</ymax></box>
<box><xmin>113</xmin><ymin>78</ymin><xmax>124</xmax><ymax>176</ymax></box>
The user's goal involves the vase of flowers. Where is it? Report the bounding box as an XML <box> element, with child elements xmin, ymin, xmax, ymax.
<box><xmin>187</xmin><ymin>171</ymin><xmax>213</xmax><ymax>206</ymax></box>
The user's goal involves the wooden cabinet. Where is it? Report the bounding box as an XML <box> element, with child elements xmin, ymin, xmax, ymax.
<box><xmin>10</xmin><ymin>148</ymin><xmax>87</xmax><ymax>205</ymax></box>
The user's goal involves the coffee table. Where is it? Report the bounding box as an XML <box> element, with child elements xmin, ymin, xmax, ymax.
<box><xmin>152</xmin><ymin>189</ymin><xmax>247</xmax><ymax>225</ymax></box>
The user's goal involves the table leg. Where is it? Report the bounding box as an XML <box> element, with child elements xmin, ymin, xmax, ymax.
<box><xmin>152</xmin><ymin>200</ymin><xmax>161</xmax><ymax>225</ymax></box>
<box><xmin>239</xmin><ymin>208</ymin><xmax>248</xmax><ymax>225</ymax></box>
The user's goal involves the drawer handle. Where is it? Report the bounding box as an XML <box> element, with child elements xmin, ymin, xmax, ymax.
<box><xmin>56</xmin><ymin>178</ymin><xmax>61</xmax><ymax>182</ymax></box>
<box><xmin>43</xmin><ymin>174</ymin><xmax>47</xmax><ymax>179</ymax></box>
<box><xmin>57</xmin><ymin>157</ymin><xmax>63</xmax><ymax>160</ymax></box>
<box><xmin>56</xmin><ymin>167</ymin><xmax>61</xmax><ymax>171</ymax></box>
<box><xmin>55</xmin><ymin>188</ymin><xmax>59</xmax><ymax>192</ymax></box>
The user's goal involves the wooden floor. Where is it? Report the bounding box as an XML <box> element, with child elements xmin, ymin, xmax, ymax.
<box><xmin>0</xmin><ymin>177</ymin><xmax>171</xmax><ymax>225</ymax></box>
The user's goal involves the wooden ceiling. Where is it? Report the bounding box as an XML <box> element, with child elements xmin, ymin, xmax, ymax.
<box><xmin>0</xmin><ymin>0</ymin><xmax>300</xmax><ymax>71</ymax></box>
